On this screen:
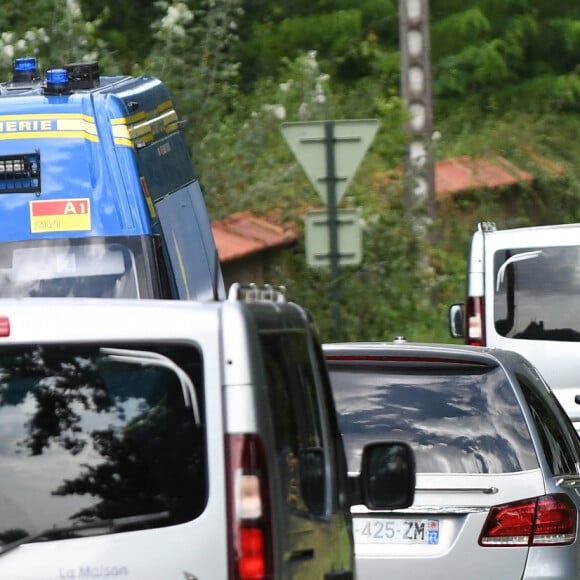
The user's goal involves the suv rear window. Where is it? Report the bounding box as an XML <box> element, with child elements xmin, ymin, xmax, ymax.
<box><xmin>0</xmin><ymin>342</ymin><xmax>206</xmax><ymax>544</ymax></box>
<box><xmin>494</xmin><ymin>246</ymin><xmax>580</xmax><ymax>341</ymax></box>
<box><xmin>328</xmin><ymin>362</ymin><xmax>538</xmax><ymax>474</ymax></box>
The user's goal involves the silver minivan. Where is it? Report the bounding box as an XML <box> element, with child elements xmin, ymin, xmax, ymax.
<box><xmin>450</xmin><ymin>221</ymin><xmax>580</xmax><ymax>432</ymax></box>
<box><xmin>0</xmin><ymin>286</ymin><xmax>413</xmax><ymax>579</ymax></box>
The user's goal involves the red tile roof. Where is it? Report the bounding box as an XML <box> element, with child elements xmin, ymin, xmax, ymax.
<box><xmin>212</xmin><ymin>210</ymin><xmax>298</xmax><ymax>263</ymax></box>
<box><xmin>435</xmin><ymin>155</ymin><xmax>534</xmax><ymax>196</ymax></box>
<box><xmin>214</xmin><ymin>154</ymin><xmax>562</xmax><ymax>261</ymax></box>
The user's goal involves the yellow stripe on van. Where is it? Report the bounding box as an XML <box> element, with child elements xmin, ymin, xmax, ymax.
<box><xmin>111</xmin><ymin>124</ymin><xmax>134</xmax><ymax>148</ymax></box>
<box><xmin>173</xmin><ymin>232</ymin><xmax>191</xmax><ymax>300</ymax></box>
<box><xmin>0</xmin><ymin>113</ymin><xmax>99</xmax><ymax>142</ymax></box>
<box><xmin>56</xmin><ymin>118</ymin><xmax>98</xmax><ymax>137</ymax></box>
<box><xmin>110</xmin><ymin>101</ymin><xmax>180</xmax><ymax>148</ymax></box>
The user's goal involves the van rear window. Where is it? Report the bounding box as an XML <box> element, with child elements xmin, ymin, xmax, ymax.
<box><xmin>494</xmin><ymin>246</ymin><xmax>580</xmax><ymax>341</ymax></box>
<box><xmin>0</xmin><ymin>236</ymin><xmax>166</xmax><ymax>299</ymax></box>
<box><xmin>136</xmin><ymin>132</ymin><xmax>196</xmax><ymax>200</ymax></box>
<box><xmin>0</xmin><ymin>342</ymin><xmax>206</xmax><ymax>546</ymax></box>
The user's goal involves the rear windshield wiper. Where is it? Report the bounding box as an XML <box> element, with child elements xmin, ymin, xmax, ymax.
<box><xmin>496</xmin><ymin>250</ymin><xmax>543</xmax><ymax>291</ymax></box>
<box><xmin>0</xmin><ymin>511</ymin><xmax>170</xmax><ymax>557</ymax></box>
<box><xmin>99</xmin><ymin>348</ymin><xmax>200</xmax><ymax>423</ymax></box>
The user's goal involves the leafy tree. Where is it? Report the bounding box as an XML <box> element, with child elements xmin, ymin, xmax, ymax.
<box><xmin>0</xmin><ymin>0</ymin><xmax>107</xmax><ymax>76</ymax></box>
<box><xmin>78</xmin><ymin>0</ymin><xmax>161</xmax><ymax>73</ymax></box>
<box><xmin>431</xmin><ymin>1</ymin><xmax>579</xmax><ymax>115</ymax></box>
<box><xmin>145</xmin><ymin>0</ymin><xmax>244</xmax><ymax>140</ymax></box>
<box><xmin>238</xmin><ymin>1</ymin><xmax>386</xmax><ymax>88</ymax></box>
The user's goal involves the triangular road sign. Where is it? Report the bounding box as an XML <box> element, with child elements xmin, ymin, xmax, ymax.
<box><xmin>281</xmin><ymin>119</ymin><xmax>379</xmax><ymax>205</ymax></box>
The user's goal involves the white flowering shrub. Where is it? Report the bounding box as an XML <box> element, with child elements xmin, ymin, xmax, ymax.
<box><xmin>0</xmin><ymin>0</ymin><xmax>107</xmax><ymax>80</ymax></box>
<box><xmin>147</xmin><ymin>0</ymin><xmax>243</xmax><ymax>128</ymax></box>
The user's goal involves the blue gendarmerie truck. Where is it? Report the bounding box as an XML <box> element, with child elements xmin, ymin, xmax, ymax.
<box><xmin>0</xmin><ymin>57</ymin><xmax>224</xmax><ymax>301</ymax></box>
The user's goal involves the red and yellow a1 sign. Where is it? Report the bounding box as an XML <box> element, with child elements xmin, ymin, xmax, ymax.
<box><xmin>29</xmin><ymin>198</ymin><xmax>91</xmax><ymax>233</ymax></box>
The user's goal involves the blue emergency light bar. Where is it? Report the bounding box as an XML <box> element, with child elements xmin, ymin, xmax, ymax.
<box><xmin>14</xmin><ymin>57</ymin><xmax>37</xmax><ymax>72</ymax></box>
<box><xmin>45</xmin><ymin>69</ymin><xmax>71</xmax><ymax>95</ymax></box>
<box><xmin>12</xmin><ymin>57</ymin><xmax>39</xmax><ymax>83</ymax></box>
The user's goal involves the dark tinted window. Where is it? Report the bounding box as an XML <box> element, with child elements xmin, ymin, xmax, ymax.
<box><xmin>516</xmin><ymin>372</ymin><xmax>580</xmax><ymax>475</ymax></box>
<box><xmin>494</xmin><ymin>246</ymin><xmax>580</xmax><ymax>341</ymax></box>
<box><xmin>0</xmin><ymin>343</ymin><xmax>206</xmax><ymax>546</ymax></box>
<box><xmin>136</xmin><ymin>133</ymin><xmax>196</xmax><ymax>199</ymax></box>
<box><xmin>328</xmin><ymin>362</ymin><xmax>538</xmax><ymax>474</ymax></box>
<box><xmin>153</xmin><ymin>234</ymin><xmax>176</xmax><ymax>299</ymax></box>
<box><xmin>260</xmin><ymin>331</ymin><xmax>329</xmax><ymax>515</ymax></box>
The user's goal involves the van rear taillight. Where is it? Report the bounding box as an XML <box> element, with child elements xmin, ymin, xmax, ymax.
<box><xmin>465</xmin><ymin>296</ymin><xmax>486</xmax><ymax>346</ymax></box>
<box><xmin>0</xmin><ymin>316</ymin><xmax>10</xmax><ymax>337</ymax></box>
<box><xmin>225</xmin><ymin>433</ymin><xmax>273</xmax><ymax>580</ymax></box>
<box><xmin>479</xmin><ymin>494</ymin><xmax>577</xmax><ymax>547</ymax></box>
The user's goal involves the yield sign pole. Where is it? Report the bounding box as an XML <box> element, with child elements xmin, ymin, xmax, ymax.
<box><xmin>324</xmin><ymin>121</ymin><xmax>343</xmax><ymax>339</ymax></box>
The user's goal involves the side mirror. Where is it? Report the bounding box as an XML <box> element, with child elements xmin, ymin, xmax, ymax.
<box><xmin>351</xmin><ymin>442</ymin><xmax>415</xmax><ymax>510</ymax></box>
<box><xmin>449</xmin><ymin>303</ymin><xmax>465</xmax><ymax>339</ymax></box>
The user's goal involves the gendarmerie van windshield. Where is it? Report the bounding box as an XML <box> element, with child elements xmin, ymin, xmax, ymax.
<box><xmin>0</xmin><ymin>58</ymin><xmax>224</xmax><ymax>301</ymax></box>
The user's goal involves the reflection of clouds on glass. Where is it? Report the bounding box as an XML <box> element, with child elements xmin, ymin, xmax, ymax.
<box><xmin>0</xmin><ymin>397</ymin><xmax>93</xmax><ymax>531</ymax></box>
<box><xmin>0</xmin><ymin>395</ymin><xmax>34</xmax><ymax>454</ymax></box>
<box><xmin>499</xmin><ymin>247</ymin><xmax>580</xmax><ymax>294</ymax></box>
<box><xmin>0</xmin><ymin>391</ymin><xmax>152</xmax><ymax>532</ymax></box>
<box><xmin>0</xmin><ymin>342</ymin><xmax>205</xmax><ymax>542</ymax></box>
<box><xmin>331</xmin><ymin>367</ymin><xmax>537</xmax><ymax>475</ymax></box>
<box><xmin>540</xmin><ymin>247</ymin><xmax>580</xmax><ymax>289</ymax></box>
<box><xmin>75</xmin><ymin>396</ymin><xmax>149</xmax><ymax>430</ymax></box>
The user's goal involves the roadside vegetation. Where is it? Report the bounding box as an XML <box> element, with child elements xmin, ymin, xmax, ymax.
<box><xmin>1</xmin><ymin>0</ymin><xmax>578</xmax><ymax>342</ymax></box>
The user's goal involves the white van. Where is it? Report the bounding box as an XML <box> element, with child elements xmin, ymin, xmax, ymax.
<box><xmin>450</xmin><ymin>221</ymin><xmax>580</xmax><ymax>431</ymax></box>
<box><xmin>0</xmin><ymin>286</ymin><xmax>414</xmax><ymax>579</ymax></box>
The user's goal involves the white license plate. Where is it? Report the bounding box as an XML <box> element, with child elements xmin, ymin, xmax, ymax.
<box><xmin>354</xmin><ymin>517</ymin><xmax>439</xmax><ymax>544</ymax></box>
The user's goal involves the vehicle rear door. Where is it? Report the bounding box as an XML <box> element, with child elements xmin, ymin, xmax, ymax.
<box><xmin>0</xmin><ymin>303</ymin><xmax>229</xmax><ymax>580</ymax></box>
<box><xmin>259</xmin><ymin>326</ymin><xmax>355</xmax><ymax>579</ymax></box>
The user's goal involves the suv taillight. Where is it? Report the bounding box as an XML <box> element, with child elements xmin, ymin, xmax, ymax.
<box><xmin>465</xmin><ymin>296</ymin><xmax>486</xmax><ymax>346</ymax></box>
<box><xmin>479</xmin><ymin>494</ymin><xmax>577</xmax><ymax>547</ymax></box>
<box><xmin>225</xmin><ymin>434</ymin><xmax>273</xmax><ymax>580</ymax></box>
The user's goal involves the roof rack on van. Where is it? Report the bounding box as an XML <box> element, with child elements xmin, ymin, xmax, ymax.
<box><xmin>228</xmin><ymin>283</ymin><xmax>287</xmax><ymax>303</ymax></box>
<box><xmin>479</xmin><ymin>221</ymin><xmax>497</xmax><ymax>232</ymax></box>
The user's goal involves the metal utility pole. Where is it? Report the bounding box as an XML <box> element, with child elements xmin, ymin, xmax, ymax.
<box><xmin>398</xmin><ymin>0</ymin><xmax>436</xmax><ymax>224</ymax></box>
